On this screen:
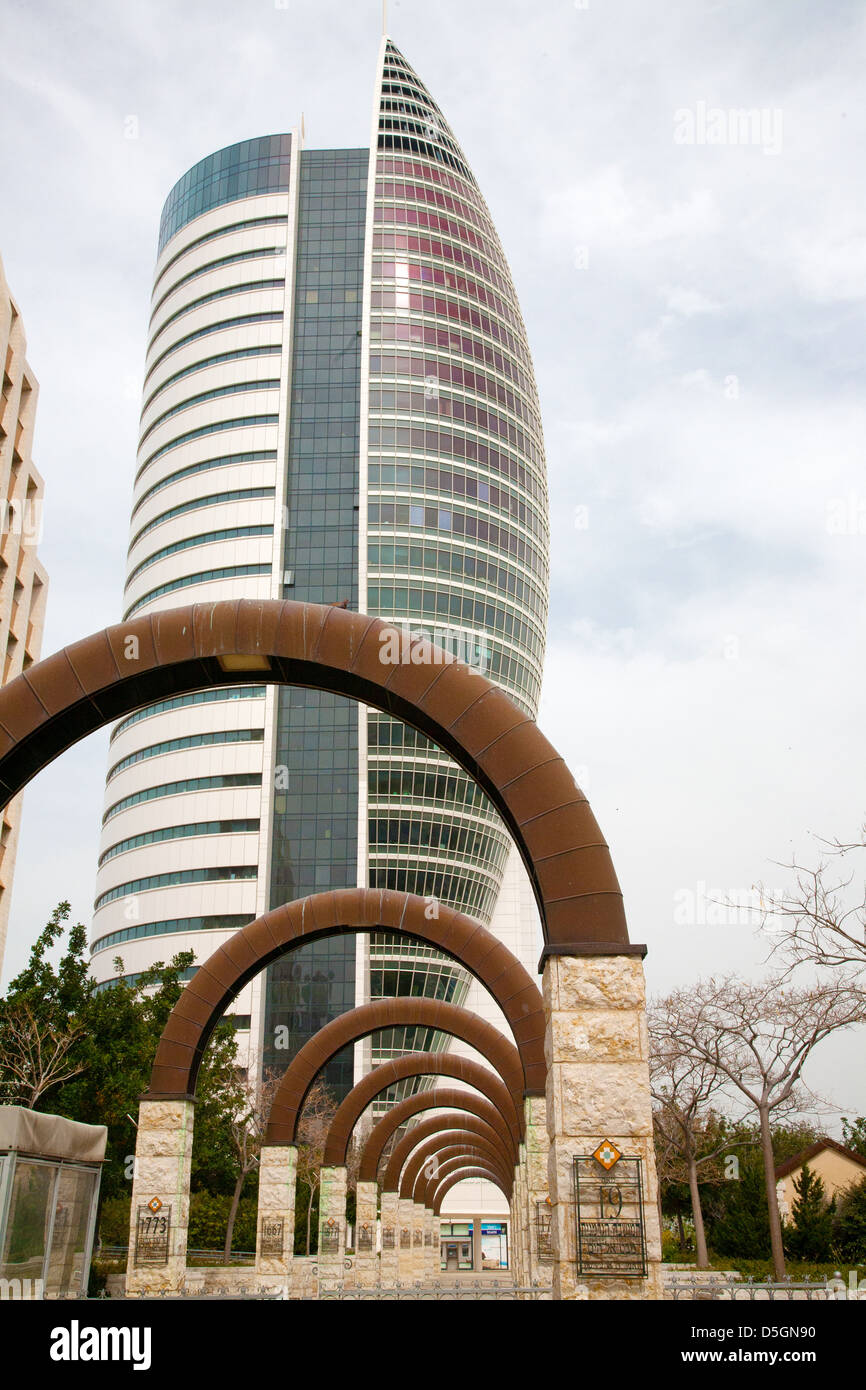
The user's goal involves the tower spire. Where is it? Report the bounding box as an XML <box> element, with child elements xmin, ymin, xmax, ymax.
<box><xmin>382</xmin><ymin>0</ymin><xmax>388</xmax><ymax>36</ymax></box>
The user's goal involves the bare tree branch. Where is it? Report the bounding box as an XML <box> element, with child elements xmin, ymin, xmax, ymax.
<box><xmin>758</xmin><ymin>825</ymin><xmax>866</xmax><ymax>977</ymax></box>
<box><xmin>0</xmin><ymin>1000</ymin><xmax>84</xmax><ymax>1108</ymax></box>
<box><xmin>649</xmin><ymin>1004</ymin><xmax>751</xmax><ymax>1267</ymax></box>
<box><xmin>222</xmin><ymin>1064</ymin><xmax>283</xmax><ymax>1262</ymax></box>
<box><xmin>295</xmin><ymin>1080</ymin><xmax>338</xmax><ymax>1257</ymax></box>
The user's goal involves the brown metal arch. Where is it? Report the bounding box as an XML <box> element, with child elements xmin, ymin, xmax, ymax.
<box><xmin>383</xmin><ymin>1115</ymin><xmax>514</xmax><ymax>1193</ymax></box>
<box><xmin>427</xmin><ymin>1152</ymin><xmax>514</xmax><ymax>1205</ymax></box>
<box><xmin>397</xmin><ymin>1131</ymin><xmax>513</xmax><ymax>1200</ymax></box>
<box><xmin>147</xmin><ymin>888</ymin><xmax>545</xmax><ymax>1102</ymax></box>
<box><xmin>265</xmin><ymin>998</ymin><xmax>523</xmax><ymax>1147</ymax></box>
<box><xmin>408</xmin><ymin>1145</ymin><xmax>513</xmax><ymax>1205</ymax></box>
<box><xmin>324</xmin><ymin>1054</ymin><xmax>520</xmax><ymax>1163</ymax></box>
<box><xmin>428</xmin><ymin>1157</ymin><xmax>513</xmax><ymax>1209</ymax></box>
<box><xmin>0</xmin><ymin>599</ymin><xmax>637</xmax><ymax>957</ymax></box>
<box><xmin>357</xmin><ymin>1089</ymin><xmax>515</xmax><ymax>1182</ymax></box>
<box><xmin>432</xmin><ymin>1167</ymin><xmax>510</xmax><ymax>1215</ymax></box>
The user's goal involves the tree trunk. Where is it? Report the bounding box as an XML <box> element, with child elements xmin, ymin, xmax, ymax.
<box><xmin>223</xmin><ymin>1170</ymin><xmax>246</xmax><ymax>1265</ymax></box>
<box><xmin>758</xmin><ymin>1103</ymin><xmax>786</xmax><ymax>1280</ymax></box>
<box><xmin>686</xmin><ymin>1154</ymin><xmax>709</xmax><ymax>1268</ymax></box>
<box><xmin>676</xmin><ymin>1210</ymin><xmax>686</xmax><ymax>1251</ymax></box>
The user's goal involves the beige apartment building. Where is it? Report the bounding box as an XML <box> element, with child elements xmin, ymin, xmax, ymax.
<box><xmin>0</xmin><ymin>255</ymin><xmax>48</xmax><ymax>973</ymax></box>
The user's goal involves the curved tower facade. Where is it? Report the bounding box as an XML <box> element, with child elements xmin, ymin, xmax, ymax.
<box><xmin>90</xmin><ymin>41</ymin><xmax>549</xmax><ymax>1115</ymax></box>
<box><xmin>91</xmin><ymin>137</ymin><xmax>300</xmax><ymax>1053</ymax></box>
<box><xmin>359</xmin><ymin>42</ymin><xmax>549</xmax><ymax>1097</ymax></box>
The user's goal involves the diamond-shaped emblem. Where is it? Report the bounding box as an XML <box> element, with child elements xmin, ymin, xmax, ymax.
<box><xmin>147</xmin><ymin>1197</ymin><xmax>163</xmax><ymax>1213</ymax></box>
<box><xmin>593</xmin><ymin>1139</ymin><xmax>622</xmax><ymax>1171</ymax></box>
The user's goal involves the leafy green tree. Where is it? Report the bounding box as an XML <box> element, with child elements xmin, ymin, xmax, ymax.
<box><xmin>705</xmin><ymin>1148</ymin><xmax>772</xmax><ymax>1258</ymax></box>
<box><xmin>0</xmin><ymin>903</ymin><xmax>242</xmax><ymax>1205</ymax></box>
<box><xmin>1</xmin><ymin>902</ymin><xmax>91</xmax><ymax>1022</ymax></box>
<box><xmin>784</xmin><ymin>1164</ymin><xmax>834</xmax><ymax>1261</ymax></box>
<box><xmin>768</xmin><ymin>1122</ymin><xmax>823</xmax><ymax>1164</ymax></box>
<box><xmin>841</xmin><ymin>1117</ymin><xmax>866</xmax><ymax>1159</ymax></box>
<box><xmin>701</xmin><ymin>1121</ymin><xmax>824</xmax><ymax>1261</ymax></box>
<box><xmin>833</xmin><ymin>1176</ymin><xmax>866</xmax><ymax>1260</ymax></box>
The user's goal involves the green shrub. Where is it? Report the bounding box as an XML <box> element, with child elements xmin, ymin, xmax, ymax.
<box><xmin>705</xmin><ymin>1159</ymin><xmax>771</xmax><ymax>1258</ymax></box>
<box><xmin>833</xmin><ymin>1176</ymin><xmax>866</xmax><ymax>1261</ymax></box>
<box><xmin>98</xmin><ymin>1194</ymin><xmax>131</xmax><ymax>1247</ymax></box>
<box><xmin>187</xmin><ymin>1191</ymin><xmax>257</xmax><ymax>1252</ymax></box>
<box><xmin>784</xmin><ymin>1165</ymin><xmax>834</xmax><ymax>1262</ymax></box>
<box><xmin>662</xmin><ymin>1231</ymin><xmax>688</xmax><ymax>1261</ymax></box>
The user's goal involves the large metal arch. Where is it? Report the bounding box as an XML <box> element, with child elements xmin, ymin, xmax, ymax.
<box><xmin>398</xmin><ymin>1131</ymin><xmax>514</xmax><ymax>1201</ymax></box>
<box><xmin>265</xmin><ymin>997</ymin><xmax>524</xmax><ymax>1147</ymax></box>
<box><xmin>0</xmin><ymin>599</ymin><xmax>637</xmax><ymax>958</ymax></box>
<box><xmin>357</xmin><ymin>1089</ymin><xmax>516</xmax><ymax>1182</ymax></box>
<box><xmin>386</xmin><ymin>1120</ymin><xmax>512</xmax><ymax>1197</ymax></box>
<box><xmin>430</xmin><ymin>1156</ymin><xmax>511</xmax><ymax>1212</ymax></box>
<box><xmin>404</xmin><ymin>1143</ymin><xmax>512</xmax><ymax>1203</ymax></box>
<box><xmin>145</xmin><ymin>889</ymin><xmax>545</xmax><ymax>1102</ymax></box>
<box><xmin>424</xmin><ymin>1150</ymin><xmax>514</xmax><ymax>1200</ymax></box>
<box><xmin>324</xmin><ymin>1053</ymin><xmax>521</xmax><ymax>1162</ymax></box>
<box><xmin>432</xmin><ymin>1168</ymin><xmax>510</xmax><ymax>1215</ymax></box>
<box><xmin>383</xmin><ymin>1114</ymin><xmax>514</xmax><ymax>1193</ymax></box>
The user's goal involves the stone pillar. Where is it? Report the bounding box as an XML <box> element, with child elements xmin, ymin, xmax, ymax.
<box><xmin>524</xmin><ymin>1095</ymin><xmax>553</xmax><ymax>1290</ymax></box>
<box><xmin>255</xmin><ymin>1145</ymin><xmax>297</xmax><ymax>1289</ymax></box>
<box><xmin>510</xmin><ymin>1190</ymin><xmax>523</xmax><ymax>1284</ymax></box>
<box><xmin>424</xmin><ymin>1208</ymin><xmax>439</xmax><ymax>1280</ymax></box>
<box><xmin>544</xmin><ymin>953</ymin><xmax>663</xmax><ymax>1300</ymax></box>
<box><xmin>411</xmin><ymin>1202</ymin><xmax>426</xmax><ymax>1280</ymax></box>
<box><xmin>125</xmin><ymin>1099</ymin><xmax>194</xmax><ymax>1296</ymax></box>
<box><xmin>472</xmin><ymin>1213</ymin><xmax>483</xmax><ymax>1273</ymax></box>
<box><xmin>379</xmin><ymin>1190</ymin><xmax>400</xmax><ymax>1285</ymax></box>
<box><xmin>397</xmin><ymin>1196</ymin><xmax>415</xmax><ymax>1281</ymax></box>
<box><xmin>513</xmin><ymin>1150</ymin><xmax>526</xmax><ymax>1283</ymax></box>
<box><xmin>317</xmin><ymin>1165</ymin><xmax>347</xmax><ymax>1288</ymax></box>
<box><xmin>354</xmin><ymin>1179</ymin><xmax>379</xmax><ymax>1288</ymax></box>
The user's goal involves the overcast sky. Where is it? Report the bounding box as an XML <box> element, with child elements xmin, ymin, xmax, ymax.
<box><xmin>0</xmin><ymin>0</ymin><xmax>863</xmax><ymax>1122</ymax></box>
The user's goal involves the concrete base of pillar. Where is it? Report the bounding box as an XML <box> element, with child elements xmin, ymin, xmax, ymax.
<box><xmin>290</xmin><ymin>1255</ymin><xmax>318</xmax><ymax>1298</ymax></box>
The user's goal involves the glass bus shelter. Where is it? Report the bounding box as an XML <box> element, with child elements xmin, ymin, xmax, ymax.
<box><xmin>0</xmin><ymin>1106</ymin><xmax>106</xmax><ymax>1299</ymax></box>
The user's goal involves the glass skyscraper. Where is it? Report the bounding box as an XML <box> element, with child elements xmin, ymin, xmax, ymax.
<box><xmin>90</xmin><ymin>39</ymin><xmax>549</xmax><ymax>1106</ymax></box>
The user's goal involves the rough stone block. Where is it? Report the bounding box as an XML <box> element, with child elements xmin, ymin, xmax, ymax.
<box><xmin>554</xmin><ymin>955</ymin><xmax>646</xmax><ymax>1012</ymax></box>
<box><xmin>545</xmin><ymin>1009</ymin><xmax>644</xmax><ymax>1066</ymax></box>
